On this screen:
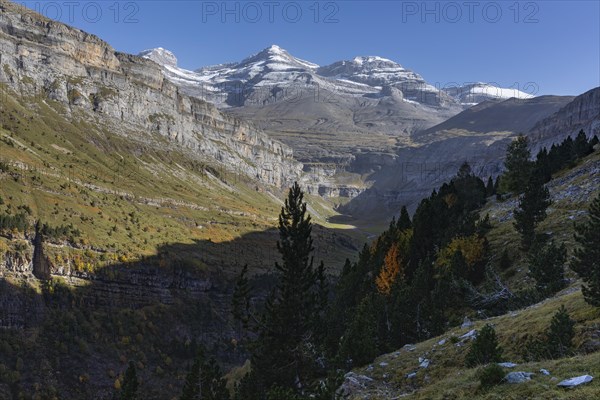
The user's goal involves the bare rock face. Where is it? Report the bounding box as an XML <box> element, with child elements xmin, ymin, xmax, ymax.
<box><xmin>0</xmin><ymin>2</ymin><xmax>302</xmax><ymax>189</ymax></box>
<box><xmin>529</xmin><ymin>87</ymin><xmax>600</xmax><ymax>148</ymax></box>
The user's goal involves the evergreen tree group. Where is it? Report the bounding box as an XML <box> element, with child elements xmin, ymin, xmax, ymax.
<box><xmin>225</xmin><ymin>131</ymin><xmax>599</xmax><ymax>395</ymax></box>
<box><xmin>571</xmin><ymin>192</ymin><xmax>600</xmax><ymax>306</ymax></box>
<box><xmin>325</xmin><ymin>163</ymin><xmax>489</xmax><ymax>368</ymax></box>
<box><xmin>180</xmin><ymin>349</ymin><xmax>230</xmax><ymax>400</ymax></box>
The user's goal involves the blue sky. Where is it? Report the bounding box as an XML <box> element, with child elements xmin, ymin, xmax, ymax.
<box><xmin>21</xmin><ymin>1</ymin><xmax>600</xmax><ymax>95</ymax></box>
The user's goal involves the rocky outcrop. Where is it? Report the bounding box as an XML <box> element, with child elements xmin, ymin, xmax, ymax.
<box><xmin>505</xmin><ymin>371</ymin><xmax>535</xmax><ymax>384</ymax></box>
<box><xmin>0</xmin><ymin>1</ymin><xmax>301</xmax><ymax>189</ymax></box>
<box><xmin>557</xmin><ymin>375</ymin><xmax>593</xmax><ymax>388</ymax></box>
<box><xmin>529</xmin><ymin>87</ymin><xmax>600</xmax><ymax>148</ymax></box>
<box><xmin>0</xmin><ymin>241</ymin><xmax>229</xmax><ymax>331</ymax></box>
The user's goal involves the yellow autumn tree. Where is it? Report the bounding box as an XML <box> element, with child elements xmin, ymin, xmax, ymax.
<box><xmin>376</xmin><ymin>243</ymin><xmax>402</xmax><ymax>295</ymax></box>
<box><xmin>436</xmin><ymin>234</ymin><xmax>486</xmax><ymax>274</ymax></box>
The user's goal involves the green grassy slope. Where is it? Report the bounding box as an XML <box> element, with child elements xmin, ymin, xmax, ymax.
<box><xmin>0</xmin><ymin>86</ymin><xmax>363</xmax><ymax>274</ymax></box>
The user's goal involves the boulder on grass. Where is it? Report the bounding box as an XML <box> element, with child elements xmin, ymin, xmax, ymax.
<box><xmin>557</xmin><ymin>375</ymin><xmax>593</xmax><ymax>388</ymax></box>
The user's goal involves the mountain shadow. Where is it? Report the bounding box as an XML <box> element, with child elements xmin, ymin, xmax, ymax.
<box><xmin>0</xmin><ymin>224</ymin><xmax>360</xmax><ymax>399</ymax></box>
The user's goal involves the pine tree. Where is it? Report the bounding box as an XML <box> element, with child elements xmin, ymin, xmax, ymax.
<box><xmin>546</xmin><ymin>305</ymin><xmax>575</xmax><ymax>359</ymax></box>
<box><xmin>457</xmin><ymin>161</ymin><xmax>472</xmax><ymax>179</ymax></box>
<box><xmin>239</xmin><ymin>182</ymin><xmax>327</xmax><ymax>393</ymax></box>
<box><xmin>120</xmin><ymin>361</ymin><xmax>139</xmax><ymax>400</ymax></box>
<box><xmin>397</xmin><ymin>205</ymin><xmax>412</xmax><ymax>230</ymax></box>
<box><xmin>534</xmin><ymin>147</ymin><xmax>552</xmax><ymax>183</ymax></box>
<box><xmin>527</xmin><ymin>241</ymin><xmax>567</xmax><ymax>295</ymax></box>
<box><xmin>465</xmin><ymin>324</ymin><xmax>503</xmax><ymax>367</ymax></box>
<box><xmin>590</xmin><ymin>134</ymin><xmax>599</xmax><ymax>148</ymax></box>
<box><xmin>485</xmin><ymin>176</ymin><xmax>495</xmax><ymax>197</ymax></box>
<box><xmin>180</xmin><ymin>356</ymin><xmax>201</xmax><ymax>400</ymax></box>
<box><xmin>513</xmin><ymin>175</ymin><xmax>551</xmax><ymax>250</ymax></box>
<box><xmin>181</xmin><ymin>349</ymin><xmax>230</xmax><ymax>400</ymax></box>
<box><xmin>339</xmin><ymin>296</ymin><xmax>378</xmax><ymax>367</ymax></box>
<box><xmin>573</xmin><ymin>129</ymin><xmax>591</xmax><ymax>159</ymax></box>
<box><xmin>503</xmin><ymin>134</ymin><xmax>534</xmax><ymax>194</ymax></box>
<box><xmin>558</xmin><ymin>136</ymin><xmax>575</xmax><ymax>167</ymax></box>
<box><xmin>571</xmin><ymin>192</ymin><xmax>600</xmax><ymax>306</ymax></box>
<box><xmin>453</xmin><ymin>162</ymin><xmax>487</xmax><ymax>211</ymax></box>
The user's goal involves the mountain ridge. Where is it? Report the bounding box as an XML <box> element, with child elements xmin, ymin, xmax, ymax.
<box><xmin>141</xmin><ymin>44</ymin><xmax>535</xmax><ymax>108</ymax></box>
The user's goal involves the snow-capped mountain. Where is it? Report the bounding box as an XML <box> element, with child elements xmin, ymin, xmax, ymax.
<box><xmin>444</xmin><ymin>82</ymin><xmax>535</xmax><ymax>105</ymax></box>
<box><xmin>138</xmin><ymin>45</ymin><xmax>550</xmax><ymax>200</ymax></box>
<box><xmin>316</xmin><ymin>56</ymin><xmax>457</xmax><ymax>107</ymax></box>
<box><xmin>138</xmin><ymin>47</ymin><xmax>178</xmax><ymax>68</ymax></box>
<box><xmin>140</xmin><ymin>45</ymin><xmax>530</xmax><ymax>110</ymax></box>
<box><xmin>145</xmin><ymin>45</ymin><xmax>387</xmax><ymax>107</ymax></box>
<box><xmin>195</xmin><ymin>44</ymin><xmax>319</xmax><ymax>83</ymax></box>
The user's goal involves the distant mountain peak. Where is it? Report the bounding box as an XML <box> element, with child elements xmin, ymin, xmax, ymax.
<box><xmin>266</xmin><ymin>44</ymin><xmax>284</xmax><ymax>53</ymax></box>
<box><xmin>240</xmin><ymin>44</ymin><xmax>320</xmax><ymax>70</ymax></box>
<box><xmin>443</xmin><ymin>82</ymin><xmax>535</xmax><ymax>105</ymax></box>
<box><xmin>139</xmin><ymin>47</ymin><xmax>178</xmax><ymax>68</ymax></box>
<box><xmin>352</xmin><ymin>55</ymin><xmax>398</xmax><ymax>66</ymax></box>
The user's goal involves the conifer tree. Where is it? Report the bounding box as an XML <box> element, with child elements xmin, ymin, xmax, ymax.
<box><xmin>573</xmin><ymin>129</ymin><xmax>591</xmax><ymax>159</ymax></box>
<box><xmin>465</xmin><ymin>324</ymin><xmax>503</xmax><ymax>367</ymax></box>
<box><xmin>485</xmin><ymin>176</ymin><xmax>495</xmax><ymax>197</ymax></box>
<box><xmin>590</xmin><ymin>134</ymin><xmax>599</xmax><ymax>148</ymax></box>
<box><xmin>180</xmin><ymin>356</ymin><xmax>201</xmax><ymax>400</ymax></box>
<box><xmin>236</xmin><ymin>182</ymin><xmax>327</xmax><ymax>394</ymax></box>
<box><xmin>513</xmin><ymin>175</ymin><xmax>551</xmax><ymax>250</ymax></box>
<box><xmin>546</xmin><ymin>305</ymin><xmax>575</xmax><ymax>359</ymax></box>
<box><xmin>397</xmin><ymin>205</ymin><xmax>412</xmax><ymax>230</ymax></box>
<box><xmin>534</xmin><ymin>147</ymin><xmax>552</xmax><ymax>183</ymax></box>
<box><xmin>120</xmin><ymin>361</ymin><xmax>139</xmax><ymax>400</ymax></box>
<box><xmin>494</xmin><ymin>175</ymin><xmax>501</xmax><ymax>193</ymax></box>
<box><xmin>557</xmin><ymin>136</ymin><xmax>575</xmax><ymax>167</ymax></box>
<box><xmin>571</xmin><ymin>192</ymin><xmax>600</xmax><ymax>306</ymax></box>
<box><xmin>338</xmin><ymin>296</ymin><xmax>378</xmax><ymax>367</ymax></box>
<box><xmin>503</xmin><ymin>134</ymin><xmax>534</xmax><ymax>194</ymax></box>
<box><xmin>527</xmin><ymin>241</ymin><xmax>567</xmax><ymax>296</ymax></box>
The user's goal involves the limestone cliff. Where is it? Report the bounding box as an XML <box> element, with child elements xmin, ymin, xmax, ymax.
<box><xmin>0</xmin><ymin>1</ymin><xmax>302</xmax><ymax>189</ymax></box>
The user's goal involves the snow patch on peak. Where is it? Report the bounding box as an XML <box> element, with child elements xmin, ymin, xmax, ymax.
<box><xmin>444</xmin><ymin>83</ymin><xmax>535</xmax><ymax>104</ymax></box>
<box><xmin>139</xmin><ymin>47</ymin><xmax>178</xmax><ymax>68</ymax></box>
<box><xmin>267</xmin><ymin>44</ymin><xmax>284</xmax><ymax>53</ymax></box>
<box><xmin>353</xmin><ymin>55</ymin><xmax>397</xmax><ymax>65</ymax></box>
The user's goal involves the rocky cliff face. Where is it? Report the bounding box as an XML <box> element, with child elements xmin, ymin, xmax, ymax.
<box><xmin>529</xmin><ymin>87</ymin><xmax>600</xmax><ymax>148</ymax></box>
<box><xmin>0</xmin><ymin>1</ymin><xmax>302</xmax><ymax>189</ymax></box>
